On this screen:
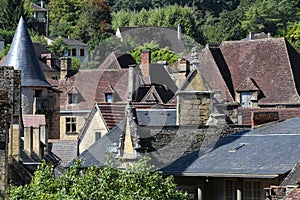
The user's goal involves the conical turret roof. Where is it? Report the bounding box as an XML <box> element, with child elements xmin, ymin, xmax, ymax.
<box><xmin>3</xmin><ymin>17</ymin><xmax>50</xmax><ymax>87</ymax></box>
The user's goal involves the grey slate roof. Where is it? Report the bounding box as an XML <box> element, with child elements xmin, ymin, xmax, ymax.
<box><xmin>74</xmin><ymin>120</ymin><xmax>125</xmax><ymax>168</ymax></box>
<box><xmin>162</xmin><ymin>117</ymin><xmax>300</xmax><ymax>178</ymax></box>
<box><xmin>50</xmin><ymin>140</ymin><xmax>78</xmax><ymax>167</ymax></box>
<box><xmin>136</xmin><ymin>109</ymin><xmax>176</xmax><ymax>126</ymax></box>
<box><xmin>2</xmin><ymin>17</ymin><xmax>50</xmax><ymax>87</ymax></box>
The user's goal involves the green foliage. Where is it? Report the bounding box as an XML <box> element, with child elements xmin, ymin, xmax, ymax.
<box><xmin>112</xmin><ymin>5</ymin><xmax>201</xmax><ymax>43</ymax></box>
<box><xmin>8</xmin><ymin>158</ymin><xmax>187</xmax><ymax>200</ymax></box>
<box><xmin>286</xmin><ymin>22</ymin><xmax>300</xmax><ymax>52</ymax></box>
<box><xmin>71</xmin><ymin>57</ymin><xmax>82</xmax><ymax>70</ymax></box>
<box><xmin>49</xmin><ymin>0</ymin><xmax>112</xmax><ymax>49</ymax></box>
<box><xmin>48</xmin><ymin>37</ymin><xmax>69</xmax><ymax>57</ymax></box>
<box><xmin>0</xmin><ymin>0</ymin><xmax>33</xmax><ymax>31</ymax></box>
<box><xmin>130</xmin><ymin>41</ymin><xmax>179</xmax><ymax>64</ymax></box>
<box><xmin>0</xmin><ymin>44</ymin><xmax>10</xmax><ymax>60</ymax></box>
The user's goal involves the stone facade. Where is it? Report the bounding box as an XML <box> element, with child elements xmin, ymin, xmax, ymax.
<box><xmin>177</xmin><ymin>92</ymin><xmax>213</xmax><ymax>126</ymax></box>
<box><xmin>0</xmin><ymin>66</ymin><xmax>21</xmax><ymax>198</ymax></box>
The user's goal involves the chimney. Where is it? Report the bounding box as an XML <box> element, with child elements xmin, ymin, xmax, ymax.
<box><xmin>177</xmin><ymin>24</ymin><xmax>182</xmax><ymax>40</ymax></box>
<box><xmin>24</xmin><ymin>127</ymin><xmax>33</xmax><ymax>157</ymax></box>
<box><xmin>40</xmin><ymin>1</ymin><xmax>44</xmax><ymax>8</ymax></box>
<box><xmin>249</xmin><ymin>32</ymin><xmax>254</xmax><ymax>40</ymax></box>
<box><xmin>60</xmin><ymin>57</ymin><xmax>72</xmax><ymax>79</ymax></box>
<box><xmin>141</xmin><ymin>50</ymin><xmax>150</xmax><ymax>77</ymax></box>
<box><xmin>41</xmin><ymin>53</ymin><xmax>54</xmax><ymax>68</ymax></box>
<box><xmin>33</xmin><ymin>127</ymin><xmax>41</xmax><ymax>158</ymax></box>
<box><xmin>127</xmin><ymin>64</ymin><xmax>136</xmax><ymax>102</ymax></box>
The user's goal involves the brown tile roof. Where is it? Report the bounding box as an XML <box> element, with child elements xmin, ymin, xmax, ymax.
<box><xmin>22</xmin><ymin>114</ymin><xmax>46</xmax><ymax>128</ymax></box>
<box><xmin>285</xmin><ymin>187</ymin><xmax>300</xmax><ymax>200</ymax></box>
<box><xmin>198</xmin><ymin>46</ymin><xmax>234</xmax><ymax>102</ymax></box>
<box><xmin>236</xmin><ymin>77</ymin><xmax>260</xmax><ymax>91</ymax></box>
<box><xmin>220</xmin><ymin>38</ymin><xmax>300</xmax><ymax>104</ymax></box>
<box><xmin>97</xmin><ymin>52</ymin><xmax>136</xmax><ymax>69</ymax></box>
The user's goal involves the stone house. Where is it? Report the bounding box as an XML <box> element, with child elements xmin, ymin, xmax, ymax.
<box><xmin>45</xmin><ymin>36</ymin><xmax>89</xmax><ymax>66</ymax></box>
<box><xmin>163</xmin><ymin>117</ymin><xmax>300</xmax><ymax>200</ymax></box>
<box><xmin>0</xmin><ymin>17</ymin><xmax>60</xmax><ymax>194</ymax></box>
<box><xmin>173</xmin><ymin>35</ymin><xmax>300</xmax><ymax>126</ymax></box>
<box><xmin>31</xmin><ymin>2</ymin><xmax>47</xmax><ymax>35</ymax></box>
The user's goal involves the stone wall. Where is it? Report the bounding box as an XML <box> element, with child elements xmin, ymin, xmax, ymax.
<box><xmin>0</xmin><ymin>66</ymin><xmax>21</xmax><ymax>198</ymax></box>
<box><xmin>177</xmin><ymin>92</ymin><xmax>212</xmax><ymax>126</ymax></box>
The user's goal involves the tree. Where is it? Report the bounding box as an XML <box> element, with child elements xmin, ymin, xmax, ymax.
<box><xmin>48</xmin><ymin>37</ymin><xmax>69</xmax><ymax>57</ymax></box>
<box><xmin>8</xmin><ymin>158</ymin><xmax>187</xmax><ymax>199</ymax></box>
<box><xmin>130</xmin><ymin>41</ymin><xmax>179</xmax><ymax>64</ymax></box>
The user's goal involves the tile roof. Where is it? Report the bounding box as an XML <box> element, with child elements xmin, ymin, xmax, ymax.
<box><xmin>2</xmin><ymin>17</ymin><xmax>50</xmax><ymax>87</ymax></box>
<box><xmin>198</xmin><ymin>46</ymin><xmax>234</xmax><ymax>102</ymax></box>
<box><xmin>221</xmin><ymin>38</ymin><xmax>300</xmax><ymax>104</ymax></box>
<box><xmin>162</xmin><ymin>117</ymin><xmax>300</xmax><ymax>178</ymax></box>
<box><xmin>49</xmin><ymin>139</ymin><xmax>78</xmax><ymax>167</ymax></box>
<box><xmin>97</xmin><ymin>52</ymin><xmax>137</xmax><ymax>69</ymax></box>
<box><xmin>198</xmin><ymin>38</ymin><xmax>300</xmax><ymax>104</ymax></box>
<box><xmin>284</xmin><ymin>187</ymin><xmax>300</xmax><ymax>200</ymax></box>
<box><xmin>22</xmin><ymin>114</ymin><xmax>46</xmax><ymax>128</ymax></box>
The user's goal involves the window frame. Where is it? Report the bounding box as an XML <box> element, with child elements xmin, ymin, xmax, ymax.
<box><xmin>72</xmin><ymin>48</ymin><xmax>77</xmax><ymax>56</ymax></box>
<box><xmin>66</xmin><ymin>117</ymin><xmax>76</xmax><ymax>134</ymax></box>
<box><xmin>105</xmin><ymin>93</ymin><xmax>113</xmax><ymax>103</ymax></box>
<box><xmin>68</xmin><ymin>93</ymin><xmax>78</xmax><ymax>105</ymax></box>
<box><xmin>80</xmin><ymin>49</ymin><xmax>84</xmax><ymax>56</ymax></box>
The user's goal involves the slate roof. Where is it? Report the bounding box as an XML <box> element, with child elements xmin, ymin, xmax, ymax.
<box><xmin>75</xmin><ymin>120</ymin><xmax>125</xmax><ymax>168</ymax></box>
<box><xmin>117</xmin><ymin>26</ymin><xmax>185</xmax><ymax>54</ymax></box>
<box><xmin>162</xmin><ymin>117</ymin><xmax>300</xmax><ymax>178</ymax></box>
<box><xmin>136</xmin><ymin>109</ymin><xmax>176</xmax><ymax>126</ymax></box>
<box><xmin>2</xmin><ymin>17</ymin><xmax>50</xmax><ymax>87</ymax></box>
<box><xmin>281</xmin><ymin>162</ymin><xmax>300</xmax><ymax>186</ymax></box>
<box><xmin>47</xmin><ymin>36</ymin><xmax>88</xmax><ymax>47</ymax></box>
<box><xmin>32</xmin><ymin>3</ymin><xmax>47</xmax><ymax>12</ymax></box>
<box><xmin>198</xmin><ymin>38</ymin><xmax>300</xmax><ymax>104</ymax></box>
<box><xmin>49</xmin><ymin>139</ymin><xmax>78</xmax><ymax>167</ymax></box>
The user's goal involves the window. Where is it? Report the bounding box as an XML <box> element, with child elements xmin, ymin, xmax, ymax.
<box><xmin>240</xmin><ymin>92</ymin><xmax>254</xmax><ymax>108</ymax></box>
<box><xmin>66</xmin><ymin>117</ymin><xmax>76</xmax><ymax>133</ymax></box>
<box><xmin>80</xmin><ymin>49</ymin><xmax>84</xmax><ymax>56</ymax></box>
<box><xmin>244</xmin><ymin>180</ymin><xmax>261</xmax><ymax>200</ymax></box>
<box><xmin>34</xmin><ymin>90</ymin><xmax>42</xmax><ymax>98</ymax></box>
<box><xmin>95</xmin><ymin>132</ymin><xmax>101</xmax><ymax>141</ymax></box>
<box><xmin>68</xmin><ymin>93</ymin><xmax>78</xmax><ymax>104</ymax></box>
<box><xmin>72</xmin><ymin>48</ymin><xmax>77</xmax><ymax>56</ymax></box>
<box><xmin>225</xmin><ymin>180</ymin><xmax>237</xmax><ymax>200</ymax></box>
<box><xmin>105</xmin><ymin>93</ymin><xmax>112</xmax><ymax>102</ymax></box>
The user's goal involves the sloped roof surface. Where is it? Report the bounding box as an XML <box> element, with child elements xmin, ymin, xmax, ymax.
<box><xmin>23</xmin><ymin>114</ymin><xmax>46</xmax><ymax>128</ymax></box>
<box><xmin>163</xmin><ymin>117</ymin><xmax>300</xmax><ymax>177</ymax></box>
<box><xmin>2</xmin><ymin>17</ymin><xmax>50</xmax><ymax>87</ymax></box>
<box><xmin>97</xmin><ymin>52</ymin><xmax>136</xmax><ymax>69</ymax></box>
<box><xmin>48</xmin><ymin>36</ymin><xmax>88</xmax><ymax>47</ymax></box>
<box><xmin>76</xmin><ymin>120</ymin><xmax>125</xmax><ymax>168</ymax></box>
<box><xmin>118</xmin><ymin>27</ymin><xmax>185</xmax><ymax>54</ymax></box>
<box><xmin>220</xmin><ymin>38</ymin><xmax>300</xmax><ymax>104</ymax></box>
<box><xmin>50</xmin><ymin>139</ymin><xmax>78</xmax><ymax>167</ymax></box>
<box><xmin>198</xmin><ymin>46</ymin><xmax>234</xmax><ymax>102</ymax></box>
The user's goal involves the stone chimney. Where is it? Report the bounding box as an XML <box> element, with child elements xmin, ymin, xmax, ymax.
<box><xmin>60</xmin><ymin>57</ymin><xmax>72</xmax><ymax>80</ymax></box>
<box><xmin>40</xmin><ymin>1</ymin><xmax>44</xmax><ymax>8</ymax></box>
<box><xmin>141</xmin><ymin>50</ymin><xmax>150</xmax><ymax>77</ymax></box>
<box><xmin>177</xmin><ymin>24</ymin><xmax>182</xmax><ymax>40</ymax></box>
<box><xmin>127</xmin><ymin>64</ymin><xmax>136</xmax><ymax>102</ymax></box>
<box><xmin>24</xmin><ymin>127</ymin><xmax>33</xmax><ymax>157</ymax></box>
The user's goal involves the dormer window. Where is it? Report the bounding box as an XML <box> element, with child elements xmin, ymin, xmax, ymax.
<box><xmin>68</xmin><ymin>93</ymin><xmax>78</xmax><ymax>104</ymax></box>
<box><xmin>105</xmin><ymin>93</ymin><xmax>112</xmax><ymax>102</ymax></box>
<box><xmin>236</xmin><ymin>77</ymin><xmax>261</xmax><ymax>108</ymax></box>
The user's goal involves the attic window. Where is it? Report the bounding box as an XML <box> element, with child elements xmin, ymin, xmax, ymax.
<box><xmin>68</xmin><ymin>93</ymin><xmax>78</xmax><ymax>104</ymax></box>
<box><xmin>105</xmin><ymin>93</ymin><xmax>112</xmax><ymax>103</ymax></box>
<box><xmin>240</xmin><ymin>92</ymin><xmax>254</xmax><ymax>108</ymax></box>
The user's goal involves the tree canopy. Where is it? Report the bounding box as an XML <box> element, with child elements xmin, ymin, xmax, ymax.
<box><xmin>8</xmin><ymin>158</ymin><xmax>187</xmax><ymax>199</ymax></box>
